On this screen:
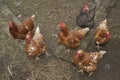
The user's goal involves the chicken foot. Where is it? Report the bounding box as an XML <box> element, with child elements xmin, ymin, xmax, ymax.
<box><xmin>95</xmin><ymin>42</ymin><xmax>102</xmax><ymax>51</ymax></box>
<box><xmin>88</xmin><ymin>72</ymin><xmax>93</xmax><ymax>77</ymax></box>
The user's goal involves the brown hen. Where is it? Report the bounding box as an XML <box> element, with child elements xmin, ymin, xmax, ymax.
<box><xmin>25</xmin><ymin>27</ymin><xmax>46</xmax><ymax>57</ymax></box>
<box><xmin>94</xmin><ymin>19</ymin><xmax>110</xmax><ymax>47</ymax></box>
<box><xmin>8</xmin><ymin>15</ymin><xmax>35</xmax><ymax>39</ymax></box>
<box><xmin>58</xmin><ymin>21</ymin><xmax>89</xmax><ymax>48</ymax></box>
<box><xmin>72</xmin><ymin>50</ymin><xmax>106</xmax><ymax>76</ymax></box>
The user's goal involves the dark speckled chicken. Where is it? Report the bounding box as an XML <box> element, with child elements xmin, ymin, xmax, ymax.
<box><xmin>76</xmin><ymin>4</ymin><xmax>96</xmax><ymax>28</ymax></box>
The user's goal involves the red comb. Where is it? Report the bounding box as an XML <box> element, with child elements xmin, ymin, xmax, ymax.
<box><xmin>8</xmin><ymin>21</ymin><xmax>14</xmax><ymax>28</ymax></box>
<box><xmin>58</xmin><ymin>21</ymin><xmax>64</xmax><ymax>29</ymax></box>
<box><xmin>106</xmin><ymin>32</ymin><xmax>111</xmax><ymax>39</ymax></box>
<box><xmin>26</xmin><ymin>34</ymin><xmax>32</xmax><ymax>42</ymax></box>
<box><xmin>26</xmin><ymin>35</ymin><xmax>30</xmax><ymax>38</ymax></box>
<box><xmin>26</xmin><ymin>32</ymin><xmax>32</xmax><ymax>39</ymax></box>
<box><xmin>58</xmin><ymin>21</ymin><xmax>63</xmax><ymax>26</ymax></box>
<box><xmin>83</xmin><ymin>4</ymin><xmax>89</xmax><ymax>11</ymax></box>
<box><xmin>76</xmin><ymin>51</ymin><xmax>82</xmax><ymax>57</ymax></box>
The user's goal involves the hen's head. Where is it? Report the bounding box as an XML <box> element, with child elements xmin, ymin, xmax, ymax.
<box><xmin>76</xmin><ymin>50</ymin><xmax>84</xmax><ymax>58</ymax></box>
<box><xmin>26</xmin><ymin>33</ymin><xmax>32</xmax><ymax>43</ymax></box>
<box><xmin>58</xmin><ymin>21</ymin><xmax>66</xmax><ymax>30</ymax></box>
<box><xmin>83</xmin><ymin>4</ymin><xmax>89</xmax><ymax>12</ymax></box>
<box><xmin>8</xmin><ymin>21</ymin><xmax>16</xmax><ymax>28</ymax></box>
<box><xmin>106</xmin><ymin>32</ymin><xmax>111</xmax><ymax>39</ymax></box>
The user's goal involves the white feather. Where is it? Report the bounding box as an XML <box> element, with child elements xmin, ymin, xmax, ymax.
<box><xmin>98</xmin><ymin>19</ymin><xmax>107</xmax><ymax>29</ymax></box>
<box><xmin>31</xmin><ymin>15</ymin><xmax>35</xmax><ymax>18</ymax></box>
<box><xmin>33</xmin><ymin>27</ymin><xmax>42</xmax><ymax>41</ymax></box>
<box><xmin>35</xmin><ymin>27</ymin><xmax>40</xmax><ymax>33</ymax></box>
<box><xmin>78</xmin><ymin>27</ymin><xmax>89</xmax><ymax>35</ymax></box>
<box><xmin>78</xmin><ymin>50</ymin><xmax>83</xmax><ymax>53</ymax></box>
<box><xmin>99</xmin><ymin>50</ymin><xmax>107</xmax><ymax>58</ymax></box>
<box><xmin>84</xmin><ymin>28</ymin><xmax>89</xmax><ymax>32</ymax></box>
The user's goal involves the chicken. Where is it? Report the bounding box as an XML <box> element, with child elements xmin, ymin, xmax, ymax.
<box><xmin>58</xmin><ymin>21</ymin><xmax>89</xmax><ymax>49</ymax></box>
<box><xmin>72</xmin><ymin>50</ymin><xmax>106</xmax><ymax>76</ymax></box>
<box><xmin>8</xmin><ymin>15</ymin><xmax>35</xmax><ymax>39</ymax></box>
<box><xmin>72</xmin><ymin>50</ymin><xmax>92</xmax><ymax>74</ymax></box>
<box><xmin>94</xmin><ymin>19</ymin><xmax>111</xmax><ymax>49</ymax></box>
<box><xmin>76</xmin><ymin>4</ymin><xmax>96</xmax><ymax>28</ymax></box>
<box><xmin>25</xmin><ymin>27</ymin><xmax>47</xmax><ymax>57</ymax></box>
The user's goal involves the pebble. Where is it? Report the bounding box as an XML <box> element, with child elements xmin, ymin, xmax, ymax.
<box><xmin>16</xmin><ymin>2</ymin><xmax>22</xmax><ymax>6</ymax></box>
<box><xmin>17</xmin><ymin>14</ymin><xmax>22</xmax><ymax>18</ymax></box>
<box><xmin>51</xmin><ymin>33</ymin><xmax>57</xmax><ymax>37</ymax></box>
<box><xmin>104</xmin><ymin>63</ymin><xmax>110</xmax><ymax>70</ymax></box>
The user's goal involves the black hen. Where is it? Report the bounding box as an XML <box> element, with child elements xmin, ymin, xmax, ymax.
<box><xmin>76</xmin><ymin>4</ymin><xmax>96</xmax><ymax>28</ymax></box>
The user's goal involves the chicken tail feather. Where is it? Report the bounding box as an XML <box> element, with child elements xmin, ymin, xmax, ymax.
<box><xmin>30</xmin><ymin>15</ymin><xmax>35</xmax><ymax>21</ymax></box>
<box><xmin>78</xmin><ymin>27</ymin><xmax>89</xmax><ymax>38</ymax></box>
<box><xmin>79</xmin><ymin>27</ymin><xmax>89</xmax><ymax>34</ymax></box>
<box><xmin>98</xmin><ymin>19</ymin><xmax>107</xmax><ymax>29</ymax></box>
<box><xmin>99</xmin><ymin>50</ymin><xmax>107</xmax><ymax>58</ymax></box>
<box><xmin>84</xmin><ymin>28</ymin><xmax>89</xmax><ymax>32</ymax></box>
<box><xmin>35</xmin><ymin>27</ymin><xmax>40</xmax><ymax>33</ymax></box>
<box><xmin>31</xmin><ymin>15</ymin><xmax>35</xmax><ymax>18</ymax></box>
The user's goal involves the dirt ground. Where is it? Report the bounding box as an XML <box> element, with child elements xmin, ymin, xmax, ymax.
<box><xmin>0</xmin><ymin>0</ymin><xmax>120</xmax><ymax>80</ymax></box>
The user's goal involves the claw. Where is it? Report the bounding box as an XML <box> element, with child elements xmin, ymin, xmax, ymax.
<box><xmin>95</xmin><ymin>45</ymin><xmax>102</xmax><ymax>51</ymax></box>
<box><xmin>35</xmin><ymin>56</ymin><xmax>39</xmax><ymax>60</ymax></box>
<box><xmin>45</xmin><ymin>51</ymin><xmax>49</xmax><ymax>59</ymax></box>
<box><xmin>95</xmin><ymin>42</ymin><xmax>102</xmax><ymax>50</ymax></box>
<box><xmin>88</xmin><ymin>72</ymin><xmax>93</xmax><ymax>77</ymax></box>
<box><xmin>21</xmin><ymin>41</ymin><xmax>25</xmax><ymax>45</ymax></box>
<box><xmin>78</xmin><ymin>69</ymin><xmax>84</xmax><ymax>74</ymax></box>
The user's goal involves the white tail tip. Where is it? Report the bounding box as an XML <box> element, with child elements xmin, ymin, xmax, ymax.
<box><xmin>99</xmin><ymin>51</ymin><xmax>107</xmax><ymax>54</ymax></box>
<box><xmin>101</xmin><ymin>19</ymin><xmax>107</xmax><ymax>25</ymax></box>
<box><xmin>98</xmin><ymin>19</ymin><xmax>107</xmax><ymax>29</ymax></box>
<box><xmin>84</xmin><ymin>28</ymin><xmax>89</xmax><ymax>31</ymax></box>
<box><xmin>35</xmin><ymin>27</ymin><xmax>40</xmax><ymax>33</ymax></box>
<box><xmin>99</xmin><ymin>50</ymin><xmax>107</xmax><ymax>58</ymax></box>
<box><xmin>103</xmin><ymin>19</ymin><xmax>107</xmax><ymax>23</ymax></box>
<box><xmin>77</xmin><ymin>50</ymin><xmax>83</xmax><ymax>53</ymax></box>
<box><xmin>31</xmin><ymin>15</ymin><xmax>35</xmax><ymax>18</ymax></box>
